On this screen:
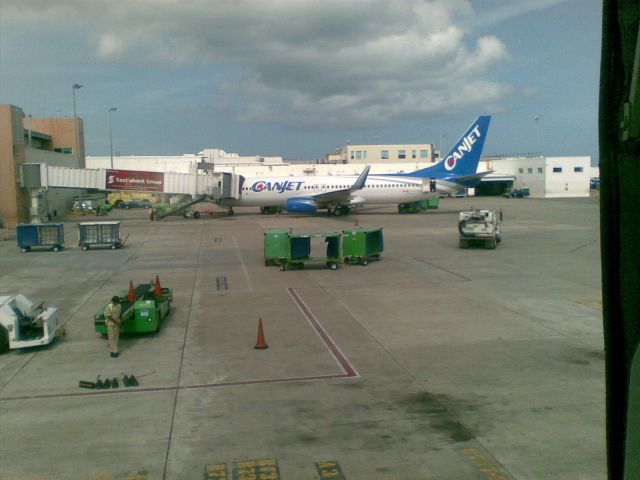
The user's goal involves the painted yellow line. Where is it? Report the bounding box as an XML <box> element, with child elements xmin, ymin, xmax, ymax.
<box><xmin>204</xmin><ymin>463</ymin><xmax>229</xmax><ymax>479</ymax></box>
<box><xmin>461</xmin><ymin>447</ymin><xmax>511</xmax><ymax>480</ymax></box>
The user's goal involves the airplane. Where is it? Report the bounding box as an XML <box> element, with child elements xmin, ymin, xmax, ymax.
<box><xmin>221</xmin><ymin>116</ymin><xmax>491</xmax><ymax>215</ymax></box>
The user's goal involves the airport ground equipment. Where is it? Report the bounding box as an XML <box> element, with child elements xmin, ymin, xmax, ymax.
<box><xmin>342</xmin><ymin>227</ymin><xmax>384</xmax><ymax>265</ymax></box>
<box><xmin>17</xmin><ymin>223</ymin><xmax>64</xmax><ymax>253</ymax></box>
<box><xmin>94</xmin><ymin>280</ymin><xmax>172</xmax><ymax>334</ymax></box>
<box><xmin>397</xmin><ymin>197</ymin><xmax>439</xmax><ymax>213</ymax></box>
<box><xmin>504</xmin><ymin>186</ymin><xmax>530</xmax><ymax>198</ymax></box>
<box><xmin>264</xmin><ymin>229</ymin><xmax>342</xmax><ymax>270</ymax></box>
<box><xmin>458</xmin><ymin>209</ymin><xmax>502</xmax><ymax>249</ymax></box>
<box><xmin>153</xmin><ymin>194</ymin><xmax>212</xmax><ymax>220</ymax></box>
<box><xmin>78</xmin><ymin>221</ymin><xmax>122</xmax><ymax>250</ymax></box>
<box><xmin>0</xmin><ymin>294</ymin><xmax>62</xmax><ymax>351</ymax></box>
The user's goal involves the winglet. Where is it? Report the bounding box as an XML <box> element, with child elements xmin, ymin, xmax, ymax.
<box><xmin>350</xmin><ymin>166</ymin><xmax>370</xmax><ymax>191</ymax></box>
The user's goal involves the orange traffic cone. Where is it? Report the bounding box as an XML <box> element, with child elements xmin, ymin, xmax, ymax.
<box><xmin>154</xmin><ymin>275</ymin><xmax>162</xmax><ymax>297</ymax></box>
<box><xmin>254</xmin><ymin>318</ymin><xmax>268</xmax><ymax>350</ymax></box>
<box><xmin>128</xmin><ymin>281</ymin><xmax>136</xmax><ymax>302</ymax></box>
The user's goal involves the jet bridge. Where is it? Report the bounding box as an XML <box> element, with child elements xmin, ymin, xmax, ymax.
<box><xmin>19</xmin><ymin>164</ymin><xmax>242</xmax><ymax>222</ymax></box>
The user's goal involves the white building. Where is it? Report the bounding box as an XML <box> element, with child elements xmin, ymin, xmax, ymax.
<box><xmin>325</xmin><ymin>143</ymin><xmax>435</xmax><ymax>164</ymax></box>
<box><xmin>86</xmin><ymin>148</ymin><xmax>286</xmax><ymax>174</ymax></box>
<box><xmin>481</xmin><ymin>156</ymin><xmax>592</xmax><ymax>198</ymax></box>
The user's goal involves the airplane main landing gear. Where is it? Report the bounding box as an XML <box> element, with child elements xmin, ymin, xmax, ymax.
<box><xmin>227</xmin><ymin>208</ymin><xmax>235</xmax><ymax>216</ymax></box>
<box><xmin>329</xmin><ymin>206</ymin><xmax>350</xmax><ymax>216</ymax></box>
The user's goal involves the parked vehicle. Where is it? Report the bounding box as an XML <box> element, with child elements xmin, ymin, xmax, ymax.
<box><xmin>123</xmin><ymin>199</ymin><xmax>152</xmax><ymax>209</ymax></box>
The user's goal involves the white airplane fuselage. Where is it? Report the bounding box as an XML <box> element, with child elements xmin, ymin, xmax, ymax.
<box><xmin>224</xmin><ymin>174</ymin><xmax>456</xmax><ymax>209</ymax></box>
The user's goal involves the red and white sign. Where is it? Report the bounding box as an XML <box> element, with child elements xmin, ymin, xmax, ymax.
<box><xmin>105</xmin><ymin>170</ymin><xmax>164</xmax><ymax>192</ymax></box>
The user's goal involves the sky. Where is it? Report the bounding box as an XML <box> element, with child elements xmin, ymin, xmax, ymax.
<box><xmin>0</xmin><ymin>0</ymin><xmax>602</xmax><ymax>162</ymax></box>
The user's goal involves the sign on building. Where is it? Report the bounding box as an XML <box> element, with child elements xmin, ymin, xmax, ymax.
<box><xmin>105</xmin><ymin>170</ymin><xmax>164</xmax><ymax>192</ymax></box>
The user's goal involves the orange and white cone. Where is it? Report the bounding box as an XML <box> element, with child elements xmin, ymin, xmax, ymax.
<box><xmin>254</xmin><ymin>318</ymin><xmax>268</xmax><ymax>350</ymax></box>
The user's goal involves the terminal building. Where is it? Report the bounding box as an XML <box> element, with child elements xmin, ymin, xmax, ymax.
<box><xmin>0</xmin><ymin>104</ymin><xmax>86</xmax><ymax>228</ymax></box>
<box><xmin>1</xmin><ymin>102</ymin><xmax>596</xmax><ymax>228</ymax></box>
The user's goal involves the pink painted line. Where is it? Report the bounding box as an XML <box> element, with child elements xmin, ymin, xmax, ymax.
<box><xmin>1</xmin><ymin>288</ymin><xmax>358</xmax><ymax>402</ymax></box>
<box><xmin>287</xmin><ymin>287</ymin><xmax>359</xmax><ymax>378</ymax></box>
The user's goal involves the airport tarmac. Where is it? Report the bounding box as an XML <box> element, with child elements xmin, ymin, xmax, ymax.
<box><xmin>0</xmin><ymin>196</ymin><xmax>604</xmax><ymax>480</ymax></box>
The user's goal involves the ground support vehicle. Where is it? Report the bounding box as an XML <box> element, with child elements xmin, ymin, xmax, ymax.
<box><xmin>17</xmin><ymin>223</ymin><xmax>64</xmax><ymax>253</ymax></box>
<box><xmin>260</xmin><ymin>206</ymin><xmax>283</xmax><ymax>215</ymax></box>
<box><xmin>78</xmin><ymin>221</ymin><xmax>122</xmax><ymax>250</ymax></box>
<box><xmin>0</xmin><ymin>294</ymin><xmax>62</xmax><ymax>351</ymax></box>
<box><xmin>264</xmin><ymin>229</ymin><xmax>342</xmax><ymax>271</ymax></box>
<box><xmin>458</xmin><ymin>209</ymin><xmax>502</xmax><ymax>249</ymax></box>
<box><xmin>342</xmin><ymin>227</ymin><xmax>384</xmax><ymax>265</ymax></box>
<box><xmin>504</xmin><ymin>187</ymin><xmax>530</xmax><ymax>198</ymax></box>
<box><xmin>398</xmin><ymin>197</ymin><xmax>439</xmax><ymax>213</ymax></box>
<box><xmin>94</xmin><ymin>281</ymin><xmax>172</xmax><ymax>334</ymax></box>
<box><xmin>154</xmin><ymin>195</ymin><xmax>211</xmax><ymax>220</ymax></box>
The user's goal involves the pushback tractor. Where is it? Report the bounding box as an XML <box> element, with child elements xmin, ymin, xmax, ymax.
<box><xmin>458</xmin><ymin>209</ymin><xmax>502</xmax><ymax>249</ymax></box>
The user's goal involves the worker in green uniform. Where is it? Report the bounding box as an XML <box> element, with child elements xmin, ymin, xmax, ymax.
<box><xmin>104</xmin><ymin>296</ymin><xmax>122</xmax><ymax>358</ymax></box>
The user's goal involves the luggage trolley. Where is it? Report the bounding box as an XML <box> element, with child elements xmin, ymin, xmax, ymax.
<box><xmin>78</xmin><ymin>221</ymin><xmax>122</xmax><ymax>250</ymax></box>
<box><xmin>17</xmin><ymin>223</ymin><xmax>64</xmax><ymax>253</ymax></box>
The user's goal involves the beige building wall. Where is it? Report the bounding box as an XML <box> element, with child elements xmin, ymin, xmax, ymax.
<box><xmin>0</xmin><ymin>104</ymin><xmax>85</xmax><ymax>228</ymax></box>
<box><xmin>325</xmin><ymin>143</ymin><xmax>434</xmax><ymax>164</ymax></box>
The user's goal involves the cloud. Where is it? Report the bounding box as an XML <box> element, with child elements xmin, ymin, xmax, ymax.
<box><xmin>4</xmin><ymin>0</ymin><xmax>511</xmax><ymax>129</ymax></box>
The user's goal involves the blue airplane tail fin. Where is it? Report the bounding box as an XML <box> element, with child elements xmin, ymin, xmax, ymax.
<box><xmin>405</xmin><ymin>116</ymin><xmax>491</xmax><ymax>179</ymax></box>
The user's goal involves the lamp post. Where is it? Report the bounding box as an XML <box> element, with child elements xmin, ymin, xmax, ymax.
<box><xmin>108</xmin><ymin>107</ymin><xmax>117</xmax><ymax>169</ymax></box>
<box><xmin>72</xmin><ymin>84</ymin><xmax>82</xmax><ymax>163</ymax></box>
<box><xmin>534</xmin><ymin>115</ymin><xmax>541</xmax><ymax>155</ymax></box>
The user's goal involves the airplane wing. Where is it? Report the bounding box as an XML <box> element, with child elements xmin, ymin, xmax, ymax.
<box><xmin>312</xmin><ymin>166</ymin><xmax>370</xmax><ymax>204</ymax></box>
<box><xmin>453</xmin><ymin>170</ymin><xmax>494</xmax><ymax>184</ymax></box>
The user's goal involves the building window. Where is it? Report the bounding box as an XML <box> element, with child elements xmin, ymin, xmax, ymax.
<box><xmin>527</xmin><ymin>168</ymin><xmax>533</xmax><ymax>173</ymax></box>
<box><xmin>350</xmin><ymin>151</ymin><xmax>355</xmax><ymax>160</ymax></box>
<box><xmin>381</xmin><ymin>150</ymin><xmax>389</xmax><ymax>160</ymax></box>
<box><xmin>553</xmin><ymin>167</ymin><xmax>563</xmax><ymax>173</ymax></box>
<box><xmin>574</xmin><ymin>166</ymin><xmax>584</xmax><ymax>172</ymax></box>
<box><xmin>518</xmin><ymin>168</ymin><xmax>524</xmax><ymax>174</ymax></box>
<box><xmin>356</xmin><ymin>151</ymin><xmax>362</xmax><ymax>160</ymax></box>
<box><xmin>538</xmin><ymin>168</ymin><xmax>543</xmax><ymax>173</ymax></box>
<box><xmin>54</xmin><ymin>147</ymin><xmax>73</xmax><ymax>154</ymax></box>
<box><xmin>412</xmin><ymin>150</ymin><xmax>416</xmax><ymax>159</ymax></box>
<box><xmin>363</xmin><ymin>151</ymin><xmax>367</xmax><ymax>160</ymax></box>
<box><xmin>398</xmin><ymin>150</ymin><xmax>406</xmax><ymax>159</ymax></box>
<box><xmin>420</xmin><ymin>150</ymin><xmax>428</xmax><ymax>159</ymax></box>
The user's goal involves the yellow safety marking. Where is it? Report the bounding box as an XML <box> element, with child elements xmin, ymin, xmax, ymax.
<box><xmin>315</xmin><ymin>461</ymin><xmax>346</xmax><ymax>479</ymax></box>
<box><xmin>7</xmin><ymin>476</ymin><xmax>55</xmax><ymax>480</ymax></box>
<box><xmin>204</xmin><ymin>463</ymin><xmax>229</xmax><ymax>479</ymax></box>
<box><xmin>461</xmin><ymin>447</ymin><xmax>511</xmax><ymax>480</ymax></box>
<box><xmin>89</xmin><ymin>473</ymin><xmax>113</xmax><ymax>480</ymax></box>
<box><xmin>127</xmin><ymin>471</ymin><xmax>148</xmax><ymax>480</ymax></box>
<box><xmin>232</xmin><ymin>458</ymin><xmax>280</xmax><ymax>480</ymax></box>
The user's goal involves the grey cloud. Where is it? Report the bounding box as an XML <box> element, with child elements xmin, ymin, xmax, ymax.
<box><xmin>6</xmin><ymin>0</ymin><xmax>510</xmax><ymax>129</ymax></box>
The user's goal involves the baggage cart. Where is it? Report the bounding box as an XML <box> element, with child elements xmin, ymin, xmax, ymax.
<box><xmin>264</xmin><ymin>230</ymin><xmax>342</xmax><ymax>271</ymax></box>
<box><xmin>342</xmin><ymin>227</ymin><xmax>384</xmax><ymax>265</ymax></box>
<box><xmin>94</xmin><ymin>280</ymin><xmax>172</xmax><ymax>334</ymax></box>
<box><xmin>78</xmin><ymin>221</ymin><xmax>122</xmax><ymax>250</ymax></box>
<box><xmin>17</xmin><ymin>223</ymin><xmax>64</xmax><ymax>253</ymax></box>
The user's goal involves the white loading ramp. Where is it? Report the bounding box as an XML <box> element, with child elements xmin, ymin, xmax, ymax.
<box><xmin>20</xmin><ymin>163</ymin><xmax>242</xmax><ymax>199</ymax></box>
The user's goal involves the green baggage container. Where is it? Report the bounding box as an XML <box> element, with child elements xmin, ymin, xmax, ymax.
<box><xmin>342</xmin><ymin>227</ymin><xmax>384</xmax><ymax>265</ymax></box>
<box><xmin>264</xmin><ymin>229</ymin><xmax>292</xmax><ymax>266</ymax></box>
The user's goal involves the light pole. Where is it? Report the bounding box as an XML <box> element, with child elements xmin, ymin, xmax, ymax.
<box><xmin>72</xmin><ymin>84</ymin><xmax>82</xmax><ymax>163</ymax></box>
<box><xmin>534</xmin><ymin>115</ymin><xmax>541</xmax><ymax>155</ymax></box>
<box><xmin>108</xmin><ymin>107</ymin><xmax>117</xmax><ymax>169</ymax></box>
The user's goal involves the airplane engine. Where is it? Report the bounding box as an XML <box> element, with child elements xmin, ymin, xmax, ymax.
<box><xmin>286</xmin><ymin>197</ymin><xmax>317</xmax><ymax>214</ymax></box>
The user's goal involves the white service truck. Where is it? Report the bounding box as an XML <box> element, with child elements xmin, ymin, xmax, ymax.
<box><xmin>0</xmin><ymin>295</ymin><xmax>61</xmax><ymax>351</ymax></box>
<box><xmin>458</xmin><ymin>209</ymin><xmax>502</xmax><ymax>249</ymax></box>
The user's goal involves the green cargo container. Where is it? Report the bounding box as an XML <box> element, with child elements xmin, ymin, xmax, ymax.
<box><xmin>264</xmin><ymin>229</ymin><xmax>342</xmax><ymax>271</ymax></box>
<box><xmin>264</xmin><ymin>229</ymin><xmax>292</xmax><ymax>266</ymax></box>
<box><xmin>94</xmin><ymin>283</ymin><xmax>172</xmax><ymax>334</ymax></box>
<box><xmin>342</xmin><ymin>227</ymin><xmax>384</xmax><ymax>265</ymax></box>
